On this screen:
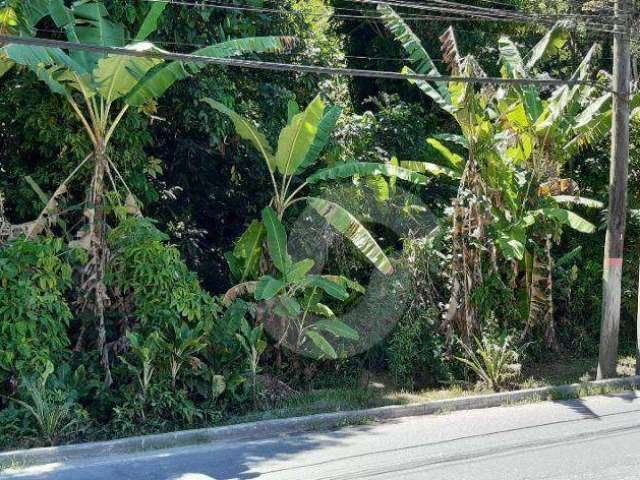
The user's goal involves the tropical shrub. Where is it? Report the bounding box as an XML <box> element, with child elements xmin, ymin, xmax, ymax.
<box><xmin>9</xmin><ymin>362</ymin><xmax>91</xmax><ymax>446</ymax></box>
<box><xmin>0</xmin><ymin>0</ymin><xmax>294</xmax><ymax>384</ymax></box>
<box><xmin>377</xmin><ymin>4</ymin><xmax>627</xmax><ymax>348</ymax></box>
<box><xmin>454</xmin><ymin>317</ymin><xmax>523</xmax><ymax>393</ymax></box>
<box><xmin>107</xmin><ymin>217</ymin><xmax>221</xmax><ymax>332</ymax></box>
<box><xmin>0</xmin><ymin>237</ymin><xmax>73</xmax><ymax>390</ymax></box>
<box><xmin>205</xmin><ymin>94</ymin><xmax>430</xmax><ymax>278</ymax></box>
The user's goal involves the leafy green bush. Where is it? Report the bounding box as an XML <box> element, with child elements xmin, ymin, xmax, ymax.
<box><xmin>9</xmin><ymin>362</ymin><xmax>91</xmax><ymax>446</ymax></box>
<box><xmin>0</xmin><ymin>237</ymin><xmax>73</xmax><ymax>387</ymax></box>
<box><xmin>387</xmin><ymin>307</ymin><xmax>445</xmax><ymax>390</ymax></box>
<box><xmin>107</xmin><ymin>217</ymin><xmax>221</xmax><ymax>332</ymax></box>
<box><xmin>455</xmin><ymin>316</ymin><xmax>523</xmax><ymax>392</ymax></box>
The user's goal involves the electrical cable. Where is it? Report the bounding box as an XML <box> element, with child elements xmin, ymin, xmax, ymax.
<box><xmin>0</xmin><ymin>34</ymin><xmax>608</xmax><ymax>89</ymax></box>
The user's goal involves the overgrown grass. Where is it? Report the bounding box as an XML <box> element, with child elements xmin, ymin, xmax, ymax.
<box><xmin>222</xmin><ymin>354</ymin><xmax>638</xmax><ymax>427</ymax></box>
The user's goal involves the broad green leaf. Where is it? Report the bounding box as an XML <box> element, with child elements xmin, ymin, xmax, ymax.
<box><xmin>94</xmin><ymin>42</ymin><xmax>162</xmax><ymax>103</ymax></box>
<box><xmin>4</xmin><ymin>44</ymin><xmax>86</xmax><ymax>75</ymax></box>
<box><xmin>18</xmin><ymin>0</ymin><xmax>49</xmax><ymax>31</ymax></box>
<box><xmin>314</xmin><ymin>319</ymin><xmax>359</xmax><ymax>340</ymax></box>
<box><xmin>309</xmin><ymin>303</ymin><xmax>335</xmax><ymax>318</ymax></box>
<box><xmin>298</xmin><ymin>106</ymin><xmax>341</xmax><ymax>171</ymax></box>
<box><xmin>254</xmin><ymin>275</ymin><xmax>285</xmax><ymax>301</ymax></box>
<box><xmin>525</xmin><ymin>20</ymin><xmax>570</xmax><ymax>70</ymax></box>
<box><xmin>533</xmin><ymin>208</ymin><xmax>596</xmax><ymax>233</ymax></box>
<box><xmin>307</xmin><ymin>162</ymin><xmax>429</xmax><ymax>186</ymax></box>
<box><xmin>499</xmin><ymin>36</ymin><xmax>542</xmax><ymax>121</ymax></box>
<box><xmin>535</xmin><ymin>45</ymin><xmax>599</xmax><ymax>131</ymax></box>
<box><xmin>287</xmin><ymin>99</ymin><xmax>300</xmax><ymax>124</ymax></box>
<box><xmin>307</xmin><ymin>197</ymin><xmax>393</xmax><ymax>275</ymax></box>
<box><xmin>499</xmin><ymin>36</ymin><xmax>526</xmax><ymax>78</ymax></box>
<box><xmin>225</xmin><ymin>252</ymin><xmax>243</xmax><ymax>282</ymax></box>
<box><xmin>203</xmin><ymin>98</ymin><xmax>276</xmax><ymax>171</ymax></box>
<box><xmin>305</xmin><ymin>330</ymin><xmax>337</xmax><ymax>359</ymax></box>
<box><xmin>366</xmin><ymin>175</ymin><xmax>390</xmax><ymax>202</ymax></box>
<box><xmin>496</xmin><ymin>235</ymin><xmax>525</xmax><ymax>261</ymax></box>
<box><xmin>551</xmin><ymin>196</ymin><xmax>604</xmax><ymax>209</ymax></box>
<box><xmin>378</xmin><ymin>4</ymin><xmax>450</xmax><ymax>102</ymax></box>
<box><xmin>0</xmin><ymin>57</ymin><xmax>14</xmax><ymax>78</ymax></box>
<box><xmin>304</xmin><ymin>275</ymin><xmax>349</xmax><ymax>300</ymax></box>
<box><xmin>432</xmin><ymin>133</ymin><xmax>468</xmax><ymax>149</ymax></box>
<box><xmin>404</xmin><ymin>66</ymin><xmax>457</xmax><ymax>115</ymax></box>
<box><xmin>427</xmin><ymin>138</ymin><xmax>464</xmax><ymax>168</ymax></box>
<box><xmin>321</xmin><ymin>275</ymin><xmax>365</xmax><ymax>294</ymax></box>
<box><xmin>262</xmin><ymin>207</ymin><xmax>291</xmax><ymax>273</ymax></box>
<box><xmin>72</xmin><ymin>2</ymin><xmax>125</xmax><ymax>70</ymax></box>
<box><xmin>287</xmin><ymin>258</ymin><xmax>315</xmax><ymax>284</ymax></box>
<box><xmin>2</xmin><ymin>45</ymin><xmax>85</xmax><ymax>95</ymax></box>
<box><xmin>127</xmin><ymin>36</ymin><xmax>292</xmax><ymax>106</ymax></box>
<box><xmin>135</xmin><ymin>3</ymin><xmax>167</xmax><ymax>41</ymax></box>
<box><xmin>276</xmin><ymin>95</ymin><xmax>324</xmax><ymax>175</ymax></box>
<box><xmin>278</xmin><ymin>295</ymin><xmax>301</xmax><ymax>317</ymax></box>
<box><xmin>231</xmin><ymin>220</ymin><xmax>266</xmax><ymax>281</ymax></box>
<box><xmin>400</xmin><ymin>161</ymin><xmax>460</xmax><ymax>179</ymax></box>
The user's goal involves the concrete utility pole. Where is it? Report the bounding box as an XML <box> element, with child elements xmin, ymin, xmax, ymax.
<box><xmin>637</xmin><ymin>265</ymin><xmax>640</xmax><ymax>375</ymax></box>
<box><xmin>598</xmin><ymin>0</ymin><xmax>632</xmax><ymax>380</ymax></box>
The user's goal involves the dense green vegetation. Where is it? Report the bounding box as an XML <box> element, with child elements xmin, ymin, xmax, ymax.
<box><xmin>1</xmin><ymin>0</ymin><xmax>639</xmax><ymax>449</ymax></box>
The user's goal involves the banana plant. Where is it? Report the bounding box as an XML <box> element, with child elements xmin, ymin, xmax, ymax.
<box><xmin>0</xmin><ymin>0</ymin><xmax>294</xmax><ymax>385</ymax></box>
<box><xmin>227</xmin><ymin>207</ymin><xmax>360</xmax><ymax>360</ymax></box>
<box><xmin>378</xmin><ymin>4</ymin><xmax>614</xmax><ymax>344</ymax></box>
<box><xmin>204</xmin><ymin>94</ymin><xmax>430</xmax><ymax>277</ymax></box>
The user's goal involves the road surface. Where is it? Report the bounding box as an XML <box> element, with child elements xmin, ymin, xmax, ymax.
<box><xmin>4</xmin><ymin>392</ymin><xmax>640</xmax><ymax>480</ymax></box>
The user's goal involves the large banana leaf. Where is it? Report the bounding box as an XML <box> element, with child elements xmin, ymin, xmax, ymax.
<box><xmin>499</xmin><ymin>36</ymin><xmax>543</xmax><ymax>121</ymax></box>
<box><xmin>564</xmin><ymin>92</ymin><xmax>612</xmax><ymax>155</ymax></box>
<box><xmin>3</xmin><ymin>44</ymin><xmax>87</xmax><ymax>95</ymax></box>
<box><xmin>126</xmin><ymin>36</ymin><xmax>293</xmax><ymax>106</ymax></box>
<box><xmin>304</xmin><ymin>275</ymin><xmax>349</xmax><ymax>301</ymax></box>
<box><xmin>17</xmin><ymin>0</ymin><xmax>49</xmax><ymax>32</ymax></box>
<box><xmin>203</xmin><ymin>98</ymin><xmax>276</xmax><ymax>171</ymax></box>
<box><xmin>377</xmin><ymin>3</ymin><xmax>450</xmax><ymax>103</ymax></box>
<box><xmin>298</xmin><ymin>105</ymin><xmax>341</xmax><ymax>171</ymax></box>
<box><xmin>57</xmin><ymin>1</ymin><xmax>125</xmax><ymax>71</ymax></box>
<box><xmin>307</xmin><ymin>162</ymin><xmax>429</xmax><ymax>186</ymax></box>
<box><xmin>535</xmin><ymin>44</ymin><xmax>599</xmax><ymax>132</ymax></box>
<box><xmin>307</xmin><ymin>197</ymin><xmax>393</xmax><ymax>275</ymax></box>
<box><xmin>135</xmin><ymin>3</ymin><xmax>167</xmax><ymax>42</ymax></box>
<box><xmin>227</xmin><ymin>219</ymin><xmax>265</xmax><ymax>282</ymax></box>
<box><xmin>0</xmin><ymin>56</ymin><xmax>13</xmax><ymax>78</ymax></box>
<box><xmin>262</xmin><ymin>207</ymin><xmax>292</xmax><ymax>274</ymax></box>
<box><xmin>93</xmin><ymin>42</ymin><xmax>163</xmax><ymax>102</ymax></box>
<box><xmin>404</xmin><ymin>67</ymin><xmax>457</xmax><ymax>115</ymax></box>
<box><xmin>527</xmin><ymin>208</ymin><xmax>596</xmax><ymax>233</ymax></box>
<box><xmin>427</xmin><ymin>138</ymin><xmax>464</xmax><ymax>168</ymax></box>
<box><xmin>400</xmin><ymin>161</ymin><xmax>460</xmax><ymax>179</ymax></box>
<box><xmin>498</xmin><ymin>36</ymin><xmax>526</xmax><ymax>78</ymax></box>
<box><xmin>276</xmin><ymin>95</ymin><xmax>324</xmax><ymax>175</ymax></box>
<box><xmin>551</xmin><ymin>195</ymin><xmax>604</xmax><ymax>209</ymax></box>
<box><xmin>4</xmin><ymin>43</ymin><xmax>86</xmax><ymax>74</ymax></box>
<box><xmin>525</xmin><ymin>20</ymin><xmax>570</xmax><ymax>71</ymax></box>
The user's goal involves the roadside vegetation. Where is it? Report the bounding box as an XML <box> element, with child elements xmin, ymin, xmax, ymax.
<box><xmin>1</xmin><ymin>0</ymin><xmax>639</xmax><ymax>450</ymax></box>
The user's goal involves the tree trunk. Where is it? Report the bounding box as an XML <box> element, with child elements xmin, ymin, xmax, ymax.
<box><xmin>84</xmin><ymin>143</ymin><xmax>112</xmax><ymax>386</ymax></box>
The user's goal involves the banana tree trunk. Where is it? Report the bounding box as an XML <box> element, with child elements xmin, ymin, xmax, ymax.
<box><xmin>84</xmin><ymin>143</ymin><xmax>112</xmax><ymax>386</ymax></box>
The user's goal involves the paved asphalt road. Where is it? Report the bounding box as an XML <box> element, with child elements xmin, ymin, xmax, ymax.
<box><xmin>4</xmin><ymin>392</ymin><xmax>640</xmax><ymax>480</ymax></box>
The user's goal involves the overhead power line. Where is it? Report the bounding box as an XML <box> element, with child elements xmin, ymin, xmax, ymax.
<box><xmin>145</xmin><ymin>0</ymin><xmax>620</xmax><ymax>32</ymax></box>
<box><xmin>348</xmin><ymin>0</ymin><xmax>621</xmax><ymax>32</ymax></box>
<box><xmin>0</xmin><ymin>34</ymin><xmax>608</xmax><ymax>90</ymax></box>
<box><xmin>144</xmin><ymin>0</ymin><xmax>472</xmax><ymax>23</ymax></box>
